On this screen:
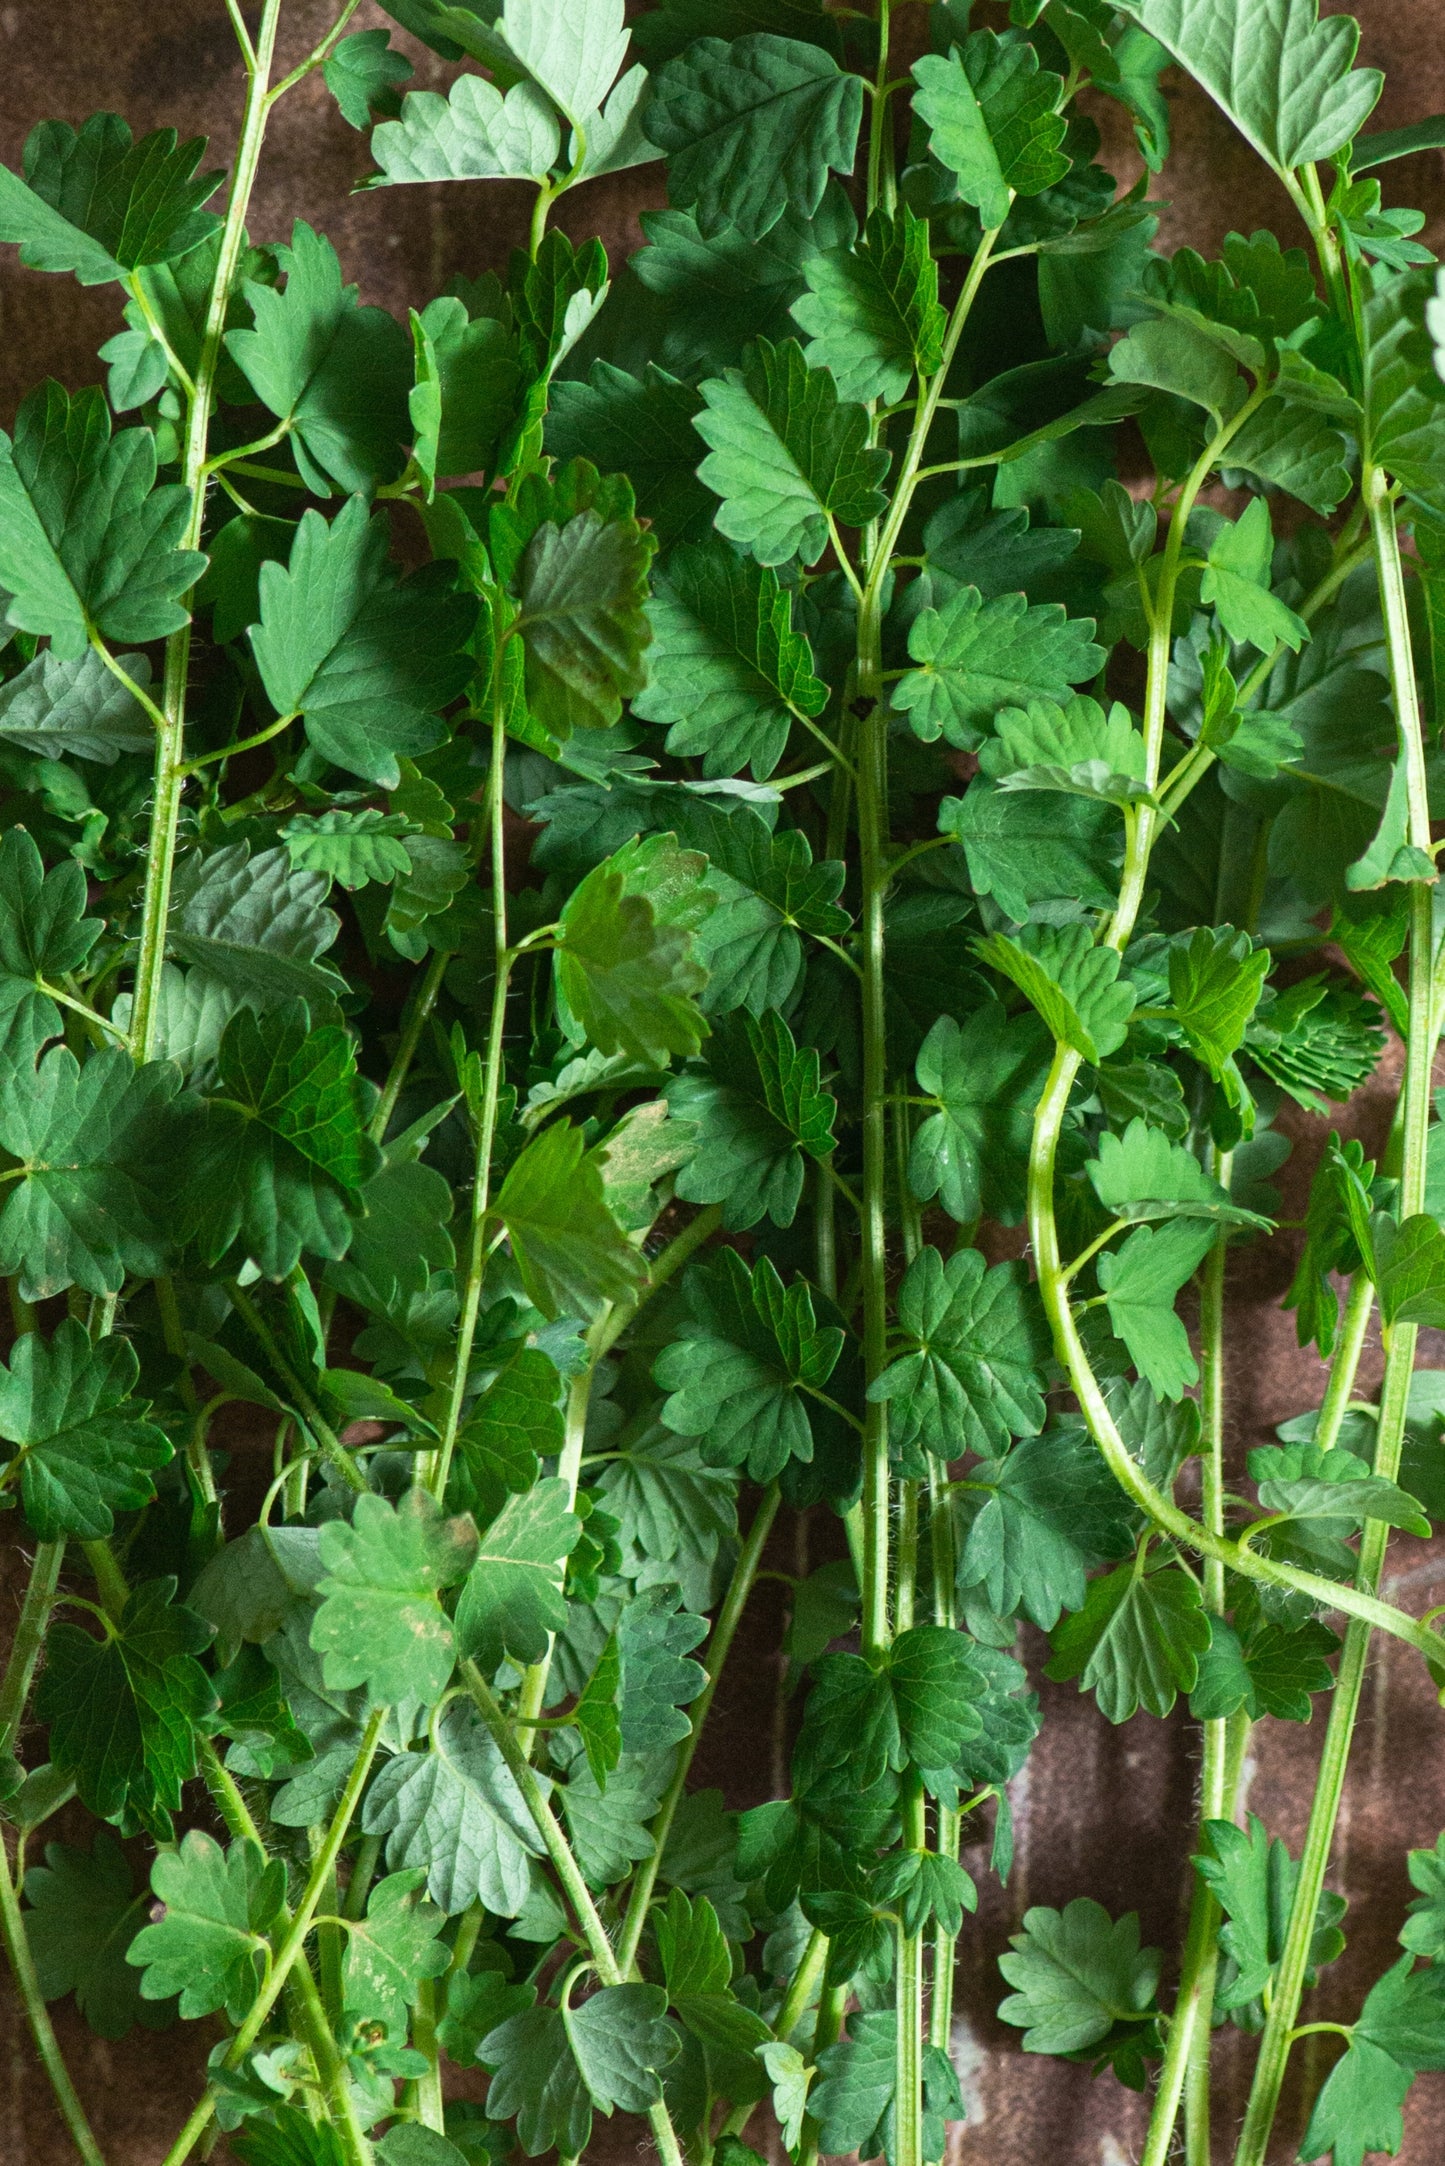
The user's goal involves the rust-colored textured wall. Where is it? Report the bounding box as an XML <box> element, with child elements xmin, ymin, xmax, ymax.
<box><xmin>2</xmin><ymin>5</ymin><xmax>1445</xmax><ymax>2163</ymax></box>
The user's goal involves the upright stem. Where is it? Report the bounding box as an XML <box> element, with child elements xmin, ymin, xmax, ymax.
<box><xmin>464</xmin><ymin>1664</ymin><xmax>689</xmax><ymax>2166</ymax></box>
<box><xmin>130</xmin><ymin>0</ymin><xmax>284</xmax><ymax>1056</ymax></box>
<box><xmin>0</xmin><ymin>1540</ymin><xmax>63</xmax><ymax>1744</ymax></box>
<box><xmin>0</xmin><ymin>1833</ymin><xmax>107</xmax><ymax>2166</ymax></box>
<box><xmin>615</xmin><ymin>1486</ymin><xmax>780</xmax><ymax>1976</ymax></box>
<box><xmin>1232</xmin><ymin>480</ymin><xmax>1437</xmax><ymax>2166</ymax></box>
<box><xmin>427</xmin><ymin>667</ymin><xmax>512</xmax><ymax>1501</ymax></box>
<box><xmin>1141</xmin><ymin>1173</ymin><xmax>1235</xmax><ymax>2166</ymax></box>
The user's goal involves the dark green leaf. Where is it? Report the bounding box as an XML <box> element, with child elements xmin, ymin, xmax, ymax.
<box><xmin>1046</xmin><ymin>1559</ymin><xmax>1211</xmax><ymax>1719</ymax></box>
<box><xmin>997</xmin><ymin>1898</ymin><xmax>1161</xmax><ymax>2052</ymax></box>
<box><xmin>0</xmin><ymin>113</ymin><xmax>221</xmax><ymax>284</ymax></box>
<box><xmin>0</xmin><ymin>1318</ymin><xmax>171</xmax><ymax>1541</ymax></box>
<box><xmin>869</xmin><ymin>1246</ymin><xmax>1051</xmax><ymax>1463</ymax></box>
<box><xmin>669</xmin><ymin>1009</ymin><xmax>837</xmax><ymax>1230</ymax></box>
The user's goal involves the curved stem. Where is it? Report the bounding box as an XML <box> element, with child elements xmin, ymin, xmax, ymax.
<box><xmin>130</xmin><ymin>0</ymin><xmax>284</xmax><ymax>1057</ymax></box>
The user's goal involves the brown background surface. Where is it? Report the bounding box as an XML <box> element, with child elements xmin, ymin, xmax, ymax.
<box><xmin>2</xmin><ymin>4</ymin><xmax>1445</xmax><ymax>2162</ymax></box>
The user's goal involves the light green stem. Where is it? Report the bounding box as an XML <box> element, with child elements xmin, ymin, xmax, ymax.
<box><xmin>1142</xmin><ymin>1170</ymin><xmax>1234</xmax><ymax>2166</ymax></box>
<box><xmin>130</xmin><ymin>0</ymin><xmax>284</xmax><ymax>1056</ymax></box>
<box><xmin>0</xmin><ymin>1828</ymin><xmax>107</xmax><ymax>2166</ymax></box>
<box><xmin>464</xmin><ymin>1664</ymin><xmax>688</xmax><ymax>2166</ymax></box>
<box><xmin>1232</xmin><ymin>478</ymin><xmax>1438</xmax><ymax>2166</ymax></box>
<box><xmin>158</xmin><ymin>1709</ymin><xmax>386</xmax><ymax>2166</ymax></box>
<box><xmin>615</xmin><ymin>1485</ymin><xmax>781</xmax><ymax>1976</ymax></box>
<box><xmin>427</xmin><ymin>657</ymin><xmax>512</xmax><ymax>1503</ymax></box>
<box><xmin>0</xmin><ymin>1540</ymin><xmax>63</xmax><ymax>1745</ymax></box>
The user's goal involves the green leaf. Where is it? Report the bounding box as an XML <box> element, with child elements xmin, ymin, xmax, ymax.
<box><xmin>452</xmin><ymin>1347</ymin><xmax>563</xmax><ymax>1524</ymax></box>
<box><xmin>558</xmin><ymin>1737</ymin><xmax>670</xmax><ymax>1886</ymax></box>
<box><xmin>895</xmin><ymin>586</ymin><xmax>1105</xmax><ymax>750</ymax></box>
<box><xmin>942</xmin><ymin>780</ymin><xmax>1122</xmax><ymax>923</ymax></box>
<box><xmin>912</xmin><ymin>31</ymin><xmax>1069</xmax><ymax>231</ymax></box>
<box><xmin>1111</xmin><ymin>0</ymin><xmax>1382</xmax><ymax>177</ymax></box>
<box><xmin>342</xmin><ymin>1868</ymin><xmax>450</xmax><ymax>2031</ymax></box>
<box><xmin>1046</xmin><ymin>1559</ymin><xmax>1212</xmax><ymax>1720</ymax></box>
<box><xmin>1373</xmin><ymin>1213</ymin><xmax>1445</xmax><ymax>1330</ymax></box>
<box><xmin>669</xmin><ymin>1009</ymin><xmax>837</xmax><ymax>1230</ymax></box>
<box><xmin>593</xmin><ymin>1427</ymin><xmax>738</xmax><ymax>1617</ymax></box>
<box><xmin>1300</xmin><ymin>1960</ymin><xmax>1445</xmax><ymax>2166</ymax></box>
<box><xmin>977</xmin><ymin>694</ymin><xmax>1150</xmax><ymax>805</ymax></box>
<box><xmin>1189</xmin><ymin>1612</ymin><xmax>1338</xmax><ymax>1723</ymax></box>
<box><xmin>0</xmin><ymin>1319</ymin><xmax>171</xmax><ymax>1541</ymax></box>
<box><xmin>1087</xmin><ymin>1119</ymin><xmax>1270</xmax><ymax>1229</ymax></box>
<box><xmin>409</xmin><ymin>296</ymin><xmax>523</xmax><ymax>489</ymax></box>
<box><xmin>187</xmin><ymin>1000</ymin><xmax>380</xmax><ymax>1278</ymax></box>
<box><xmin>694</xmin><ymin>337</ymin><xmax>889</xmax><ymax>566</ymax></box>
<box><xmin>324</xmin><ymin>29</ymin><xmax>414</xmax><ymax>129</ymax></box>
<box><xmin>1193</xmin><ymin>1815</ymin><xmax>1345</xmax><ymax>2016</ymax></box>
<box><xmin>547</xmin><ymin>365</ymin><xmax>713</xmax><ymax>548</ymax></box>
<box><xmin>1403</xmin><ymin>1833</ymin><xmax>1445</xmax><ymax>1960</ymax></box>
<box><xmin>575</xmin><ymin>1637</ymin><xmax>622</xmax><ymax>1786</ymax></box>
<box><xmin>371</xmin><ymin>76</ymin><xmax>560</xmax><ymax>184</ymax></box>
<box><xmin>478</xmin><ymin>2003</ymin><xmax>593</xmax><ymax>2157</ymax></box>
<box><xmin>689</xmin><ymin>811</ymin><xmax>849</xmax><ymax>1016</ymax></box>
<box><xmin>23</xmin><ymin>1834</ymin><xmax>173</xmax><ymax>2040</ymax></box>
<box><xmin>565</xmin><ymin>1982</ymin><xmax>682</xmax><ymax>2112</ymax></box>
<box><xmin>508</xmin><ymin>478</ymin><xmax>657</xmax><ymax>737</ymax></box>
<box><xmin>909</xmin><ymin>1002</ymin><xmax>1051</xmax><ymax>1226</ymax></box>
<box><xmin>655</xmin><ymin>1248</ymin><xmax>845</xmax><ymax>1484</ymax></box>
<box><xmin>1247</xmin><ymin>1441</ymin><xmax>1430</xmax><ymax>1536</ymax></box>
<box><xmin>492</xmin><ymin>1118</ymin><xmax>647</xmax><ymax>1319</ymax></box>
<box><xmin>453</xmin><ymin>1477</ymin><xmax>580</xmax><ymax>1674</ymax></box>
<box><xmin>811</xmin><ymin>2010</ymin><xmax>963</xmax><ymax>2165</ymax></box>
<box><xmin>280</xmin><ymin>809</ymin><xmax>415</xmax><ymax>892</ymax></box>
<box><xmin>313</xmin><ymin>1488</ymin><xmax>477</xmax><ymax>1707</ymax></box>
<box><xmin>869</xmin><ymin>1246</ymin><xmax>1051</xmax><ymax>1464</ymax></box>
<box><xmin>644</xmin><ymin>34</ymin><xmax>864</xmax><ymax>242</ymax></box>
<box><xmin>1202</xmin><ymin>500</ymin><xmax>1310</xmax><ymax>653</ymax></box>
<box><xmin>0</xmin><ymin>647</ymin><xmax>153</xmax><ymax>764</ymax></box>
<box><xmin>165</xmin><ymin>841</ymin><xmax>347</xmax><ymax>1023</ymax></box>
<box><xmin>0</xmin><ymin>383</ymin><xmax>207</xmax><ymax>657</ymax></box>
<box><xmin>37</xmin><ymin>1577</ymin><xmax>214</xmax><ymax>1839</ymax></box>
<box><xmin>799</xmin><ymin>1625</ymin><xmax>984</xmax><ymax>1787</ymax></box>
<box><xmin>226</xmin><ymin>220</ymin><xmax>412</xmax><ymax>494</ymax></box>
<box><xmin>1300</xmin><ymin>2037</ymin><xmax>1413</xmax><ymax>2166</ymax></box>
<box><xmin>127</xmin><ymin>1832</ymin><xmax>282</xmax><ymax>2023</ymax></box>
<box><xmin>555</xmin><ymin>833</ymin><xmax>713</xmax><ymax>1064</ymax></box>
<box><xmin>249</xmin><ymin>496</ymin><xmax>475</xmax><ymax>787</ymax></box>
<box><xmin>790</xmin><ymin>205</ymin><xmax>945</xmax><ymax>403</ymax></box>
<box><xmin>0</xmin><ymin>1045</ymin><xmax>182</xmax><ymax>1302</ymax></box>
<box><xmin>1246</xmin><ymin>978</ymin><xmax>1385</xmax><ymax>1113</ymax></box>
<box><xmin>1106</xmin><ymin>313</ymin><xmax>1243</xmax><ymax>423</ymax></box>
<box><xmin>361</xmin><ymin>1701</ymin><xmax>542</xmax><ymax>1916</ymax></box>
<box><xmin>632</xmin><ymin>539</ymin><xmax>828</xmax><ymax>780</ymax></box>
<box><xmin>975</xmin><ymin>922</ymin><xmax>1137</xmax><ymax>1063</ymax></box>
<box><xmin>872</xmin><ymin>1849</ymin><xmax>977</xmax><ymax>1938</ymax></box>
<box><xmin>998</xmin><ymin>1898</ymin><xmax>1161</xmax><ymax>2052</ymax></box>
<box><xmin>617</xmin><ymin>1584</ymin><xmax>707</xmax><ymax>1751</ymax></box>
<box><xmin>0</xmin><ymin>112</ymin><xmax>221</xmax><ymax>284</ymax></box>
<box><xmin>957</xmin><ymin>1426</ymin><xmax>1136</xmax><ymax>1630</ymax></box>
<box><xmin>0</xmin><ymin>823</ymin><xmax>100</xmax><ymax>1039</ymax></box>
<box><xmin>1096</xmin><ymin>1220</ymin><xmax>1217</xmax><ymax>1399</ymax></box>
<box><xmin>758</xmin><ymin>2041</ymin><xmax>813</xmax><ymax>2153</ymax></box>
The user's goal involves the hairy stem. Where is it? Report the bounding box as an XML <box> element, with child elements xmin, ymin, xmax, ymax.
<box><xmin>464</xmin><ymin>1665</ymin><xmax>689</xmax><ymax>2166</ymax></box>
<box><xmin>0</xmin><ymin>1827</ymin><xmax>108</xmax><ymax>2166</ymax></box>
<box><xmin>615</xmin><ymin>1484</ymin><xmax>781</xmax><ymax>1975</ymax></box>
<box><xmin>130</xmin><ymin>0</ymin><xmax>284</xmax><ymax>1056</ymax></box>
<box><xmin>1142</xmin><ymin>1176</ymin><xmax>1235</xmax><ymax>2166</ymax></box>
<box><xmin>0</xmin><ymin>1540</ymin><xmax>64</xmax><ymax>1745</ymax></box>
<box><xmin>160</xmin><ymin>1708</ymin><xmax>386</xmax><ymax>2166</ymax></box>
<box><xmin>1233</xmin><ymin>479</ymin><xmax>1439</xmax><ymax>2166</ymax></box>
<box><xmin>427</xmin><ymin>658</ymin><xmax>512</xmax><ymax>1501</ymax></box>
